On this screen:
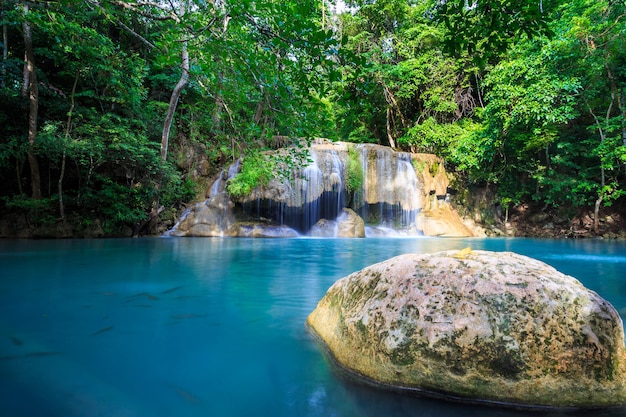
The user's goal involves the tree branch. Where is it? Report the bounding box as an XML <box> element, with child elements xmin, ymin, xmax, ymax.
<box><xmin>110</xmin><ymin>0</ymin><xmax>181</xmax><ymax>22</ymax></box>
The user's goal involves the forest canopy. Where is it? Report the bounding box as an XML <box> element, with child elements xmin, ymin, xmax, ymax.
<box><xmin>0</xmin><ymin>0</ymin><xmax>624</xmax><ymax>236</ymax></box>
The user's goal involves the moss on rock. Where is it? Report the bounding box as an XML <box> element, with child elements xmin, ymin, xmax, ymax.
<box><xmin>307</xmin><ymin>250</ymin><xmax>626</xmax><ymax>409</ymax></box>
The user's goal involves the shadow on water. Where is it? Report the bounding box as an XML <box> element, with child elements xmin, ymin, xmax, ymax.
<box><xmin>332</xmin><ymin>377</ymin><xmax>626</xmax><ymax>417</ymax></box>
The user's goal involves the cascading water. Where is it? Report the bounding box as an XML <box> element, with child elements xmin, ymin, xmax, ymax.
<box><xmin>209</xmin><ymin>159</ymin><xmax>241</xmax><ymax>198</ymax></box>
<box><xmin>353</xmin><ymin>144</ymin><xmax>422</xmax><ymax>235</ymax></box>
<box><xmin>298</xmin><ymin>148</ymin><xmax>346</xmax><ymax>231</ymax></box>
<box><xmin>167</xmin><ymin>141</ymin><xmax>434</xmax><ymax>237</ymax></box>
<box><xmin>240</xmin><ymin>146</ymin><xmax>347</xmax><ymax>233</ymax></box>
<box><xmin>165</xmin><ymin>160</ymin><xmax>240</xmax><ymax>237</ymax></box>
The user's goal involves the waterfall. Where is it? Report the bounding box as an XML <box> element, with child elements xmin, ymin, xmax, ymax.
<box><xmin>165</xmin><ymin>160</ymin><xmax>240</xmax><ymax>237</ymax></box>
<box><xmin>299</xmin><ymin>148</ymin><xmax>346</xmax><ymax>231</ymax></box>
<box><xmin>167</xmin><ymin>141</ymin><xmax>434</xmax><ymax>237</ymax></box>
<box><xmin>239</xmin><ymin>146</ymin><xmax>347</xmax><ymax>233</ymax></box>
<box><xmin>209</xmin><ymin>159</ymin><xmax>241</xmax><ymax>198</ymax></box>
<box><xmin>353</xmin><ymin>144</ymin><xmax>422</xmax><ymax>235</ymax></box>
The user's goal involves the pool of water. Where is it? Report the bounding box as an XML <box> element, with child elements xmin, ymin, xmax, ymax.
<box><xmin>1</xmin><ymin>237</ymin><xmax>625</xmax><ymax>417</ymax></box>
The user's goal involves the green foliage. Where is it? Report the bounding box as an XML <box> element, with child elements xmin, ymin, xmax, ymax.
<box><xmin>1</xmin><ymin>0</ymin><xmax>625</xmax><ymax>236</ymax></box>
<box><xmin>482</xmin><ymin>46</ymin><xmax>580</xmax><ymax>138</ymax></box>
<box><xmin>0</xmin><ymin>0</ymin><xmax>339</xmax><ymax>235</ymax></box>
<box><xmin>399</xmin><ymin>117</ymin><xmax>483</xmax><ymax>174</ymax></box>
<box><xmin>227</xmin><ymin>152</ymin><xmax>276</xmax><ymax>199</ymax></box>
<box><xmin>81</xmin><ymin>176</ymin><xmax>147</xmax><ymax>231</ymax></box>
<box><xmin>345</xmin><ymin>147</ymin><xmax>364</xmax><ymax>193</ymax></box>
<box><xmin>434</xmin><ymin>0</ymin><xmax>554</xmax><ymax>65</ymax></box>
<box><xmin>2</xmin><ymin>195</ymin><xmax>57</xmax><ymax>225</ymax></box>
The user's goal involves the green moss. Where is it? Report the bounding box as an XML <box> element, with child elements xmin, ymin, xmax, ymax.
<box><xmin>389</xmin><ymin>342</ymin><xmax>415</xmax><ymax>366</ymax></box>
<box><xmin>413</xmin><ymin>159</ymin><xmax>427</xmax><ymax>174</ymax></box>
<box><xmin>355</xmin><ymin>319</ymin><xmax>368</xmax><ymax>338</ymax></box>
<box><xmin>429</xmin><ymin>160</ymin><xmax>440</xmax><ymax>177</ymax></box>
<box><xmin>345</xmin><ymin>146</ymin><xmax>364</xmax><ymax>193</ymax></box>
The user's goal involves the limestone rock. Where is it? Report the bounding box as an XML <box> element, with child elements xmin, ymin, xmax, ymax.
<box><xmin>413</xmin><ymin>153</ymin><xmax>448</xmax><ymax>198</ymax></box>
<box><xmin>307</xmin><ymin>250</ymin><xmax>626</xmax><ymax>409</ymax></box>
<box><xmin>166</xmin><ymin>140</ymin><xmax>478</xmax><ymax>237</ymax></box>
<box><xmin>230</xmin><ymin>223</ymin><xmax>299</xmax><ymax>238</ymax></box>
<box><xmin>309</xmin><ymin>219</ymin><xmax>338</xmax><ymax>237</ymax></box>
<box><xmin>336</xmin><ymin>209</ymin><xmax>365</xmax><ymax>238</ymax></box>
<box><xmin>308</xmin><ymin>209</ymin><xmax>365</xmax><ymax>238</ymax></box>
<box><xmin>167</xmin><ymin>193</ymin><xmax>235</xmax><ymax>237</ymax></box>
<box><xmin>417</xmin><ymin>202</ymin><xmax>475</xmax><ymax>237</ymax></box>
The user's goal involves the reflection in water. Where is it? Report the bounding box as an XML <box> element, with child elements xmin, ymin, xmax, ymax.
<box><xmin>0</xmin><ymin>237</ymin><xmax>625</xmax><ymax>417</ymax></box>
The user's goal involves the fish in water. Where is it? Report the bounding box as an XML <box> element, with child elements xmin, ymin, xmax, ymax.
<box><xmin>171</xmin><ymin>314</ymin><xmax>207</xmax><ymax>320</ymax></box>
<box><xmin>0</xmin><ymin>351</ymin><xmax>61</xmax><ymax>360</ymax></box>
<box><xmin>125</xmin><ymin>292</ymin><xmax>158</xmax><ymax>302</ymax></box>
<box><xmin>90</xmin><ymin>325</ymin><xmax>114</xmax><ymax>336</ymax></box>
<box><xmin>10</xmin><ymin>336</ymin><xmax>23</xmax><ymax>346</ymax></box>
<box><xmin>167</xmin><ymin>384</ymin><xmax>201</xmax><ymax>404</ymax></box>
<box><xmin>160</xmin><ymin>285</ymin><xmax>183</xmax><ymax>295</ymax></box>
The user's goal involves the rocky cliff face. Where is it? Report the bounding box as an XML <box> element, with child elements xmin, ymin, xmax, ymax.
<box><xmin>307</xmin><ymin>249</ymin><xmax>626</xmax><ymax>409</ymax></box>
<box><xmin>168</xmin><ymin>140</ymin><xmax>478</xmax><ymax>237</ymax></box>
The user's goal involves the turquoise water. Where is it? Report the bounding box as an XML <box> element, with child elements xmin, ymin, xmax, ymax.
<box><xmin>1</xmin><ymin>237</ymin><xmax>625</xmax><ymax>417</ymax></box>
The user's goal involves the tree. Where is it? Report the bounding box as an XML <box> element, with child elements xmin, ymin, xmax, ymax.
<box><xmin>562</xmin><ymin>0</ymin><xmax>626</xmax><ymax>232</ymax></box>
<box><xmin>0</xmin><ymin>0</ymin><xmax>339</xmax><ymax>235</ymax></box>
<box><xmin>159</xmin><ymin>2</ymin><xmax>189</xmax><ymax>162</ymax></box>
<box><xmin>477</xmin><ymin>40</ymin><xmax>580</xmax><ymax>206</ymax></box>
<box><xmin>467</xmin><ymin>0</ymin><xmax>625</xmax><ymax>231</ymax></box>
<box><xmin>434</xmin><ymin>0</ymin><xmax>554</xmax><ymax>65</ymax></box>
<box><xmin>334</xmin><ymin>1</ymin><xmax>476</xmax><ymax>148</ymax></box>
<box><xmin>20</xmin><ymin>2</ymin><xmax>42</xmax><ymax>200</ymax></box>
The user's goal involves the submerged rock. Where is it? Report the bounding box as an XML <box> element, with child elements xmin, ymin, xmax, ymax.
<box><xmin>307</xmin><ymin>249</ymin><xmax>626</xmax><ymax>409</ymax></box>
<box><xmin>229</xmin><ymin>223</ymin><xmax>299</xmax><ymax>238</ymax></box>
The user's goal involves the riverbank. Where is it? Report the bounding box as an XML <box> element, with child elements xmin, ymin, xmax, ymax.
<box><xmin>481</xmin><ymin>203</ymin><xmax>626</xmax><ymax>240</ymax></box>
<box><xmin>0</xmin><ymin>201</ymin><xmax>624</xmax><ymax>239</ymax></box>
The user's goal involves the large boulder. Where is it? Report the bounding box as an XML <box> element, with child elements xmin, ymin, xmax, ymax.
<box><xmin>309</xmin><ymin>219</ymin><xmax>338</xmax><ymax>237</ymax></box>
<box><xmin>307</xmin><ymin>249</ymin><xmax>626</xmax><ymax>409</ymax></box>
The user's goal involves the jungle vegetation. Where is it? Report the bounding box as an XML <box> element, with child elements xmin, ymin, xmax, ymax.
<box><xmin>0</xmin><ymin>0</ymin><xmax>624</xmax><ymax>236</ymax></box>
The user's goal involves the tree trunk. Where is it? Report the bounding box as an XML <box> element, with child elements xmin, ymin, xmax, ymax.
<box><xmin>58</xmin><ymin>152</ymin><xmax>66</xmax><ymax>219</ymax></box>
<box><xmin>59</xmin><ymin>73</ymin><xmax>79</xmax><ymax>221</ymax></box>
<box><xmin>593</xmin><ymin>195</ymin><xmax>603</xmax><ymax>235</ymax></box>
<box><xmin>16</xmin><ymin>161</ymin><xmax>23</xmax><ymax>195</ymax></box>
<box><xmin>386</xmin><ymin>107</ymin><xmax>397</xmax><ymax>149</ymax></box>
<box><xmin>617</xmin><ymin>88</ymin><xmax>626</xmax><ymax>146</ymax></box>
<box><xmin>22</xmin><ymin>5</ymin><xmax>42</xmax><ymax>200</ymax></box>
<box><xmin>2</xmin><ymin>5</ymin><xmax>7</xmax><ymax>88</ymax></box>
<box><xmin>161</xmin><ymin>40</ymin><xmax>189</xmax><ymax>161</ymax></box>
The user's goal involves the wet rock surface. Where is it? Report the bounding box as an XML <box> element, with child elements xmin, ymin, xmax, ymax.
<box><xmin>307</xmin><ymin>249</ymin><xmax>626</xmax><ymax>409</ymax></box>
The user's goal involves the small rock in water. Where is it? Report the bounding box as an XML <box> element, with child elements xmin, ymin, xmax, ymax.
<box><xmin>307</xmin><ymin>250</ymin><xmax>626</xmax><ymax>409</ymax></box>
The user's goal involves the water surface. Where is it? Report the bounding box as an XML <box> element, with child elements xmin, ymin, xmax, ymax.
<box><xmin>1</xmin><ymin>237</ymin><xmax>625</xmax><ymax>417</ymax></box>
